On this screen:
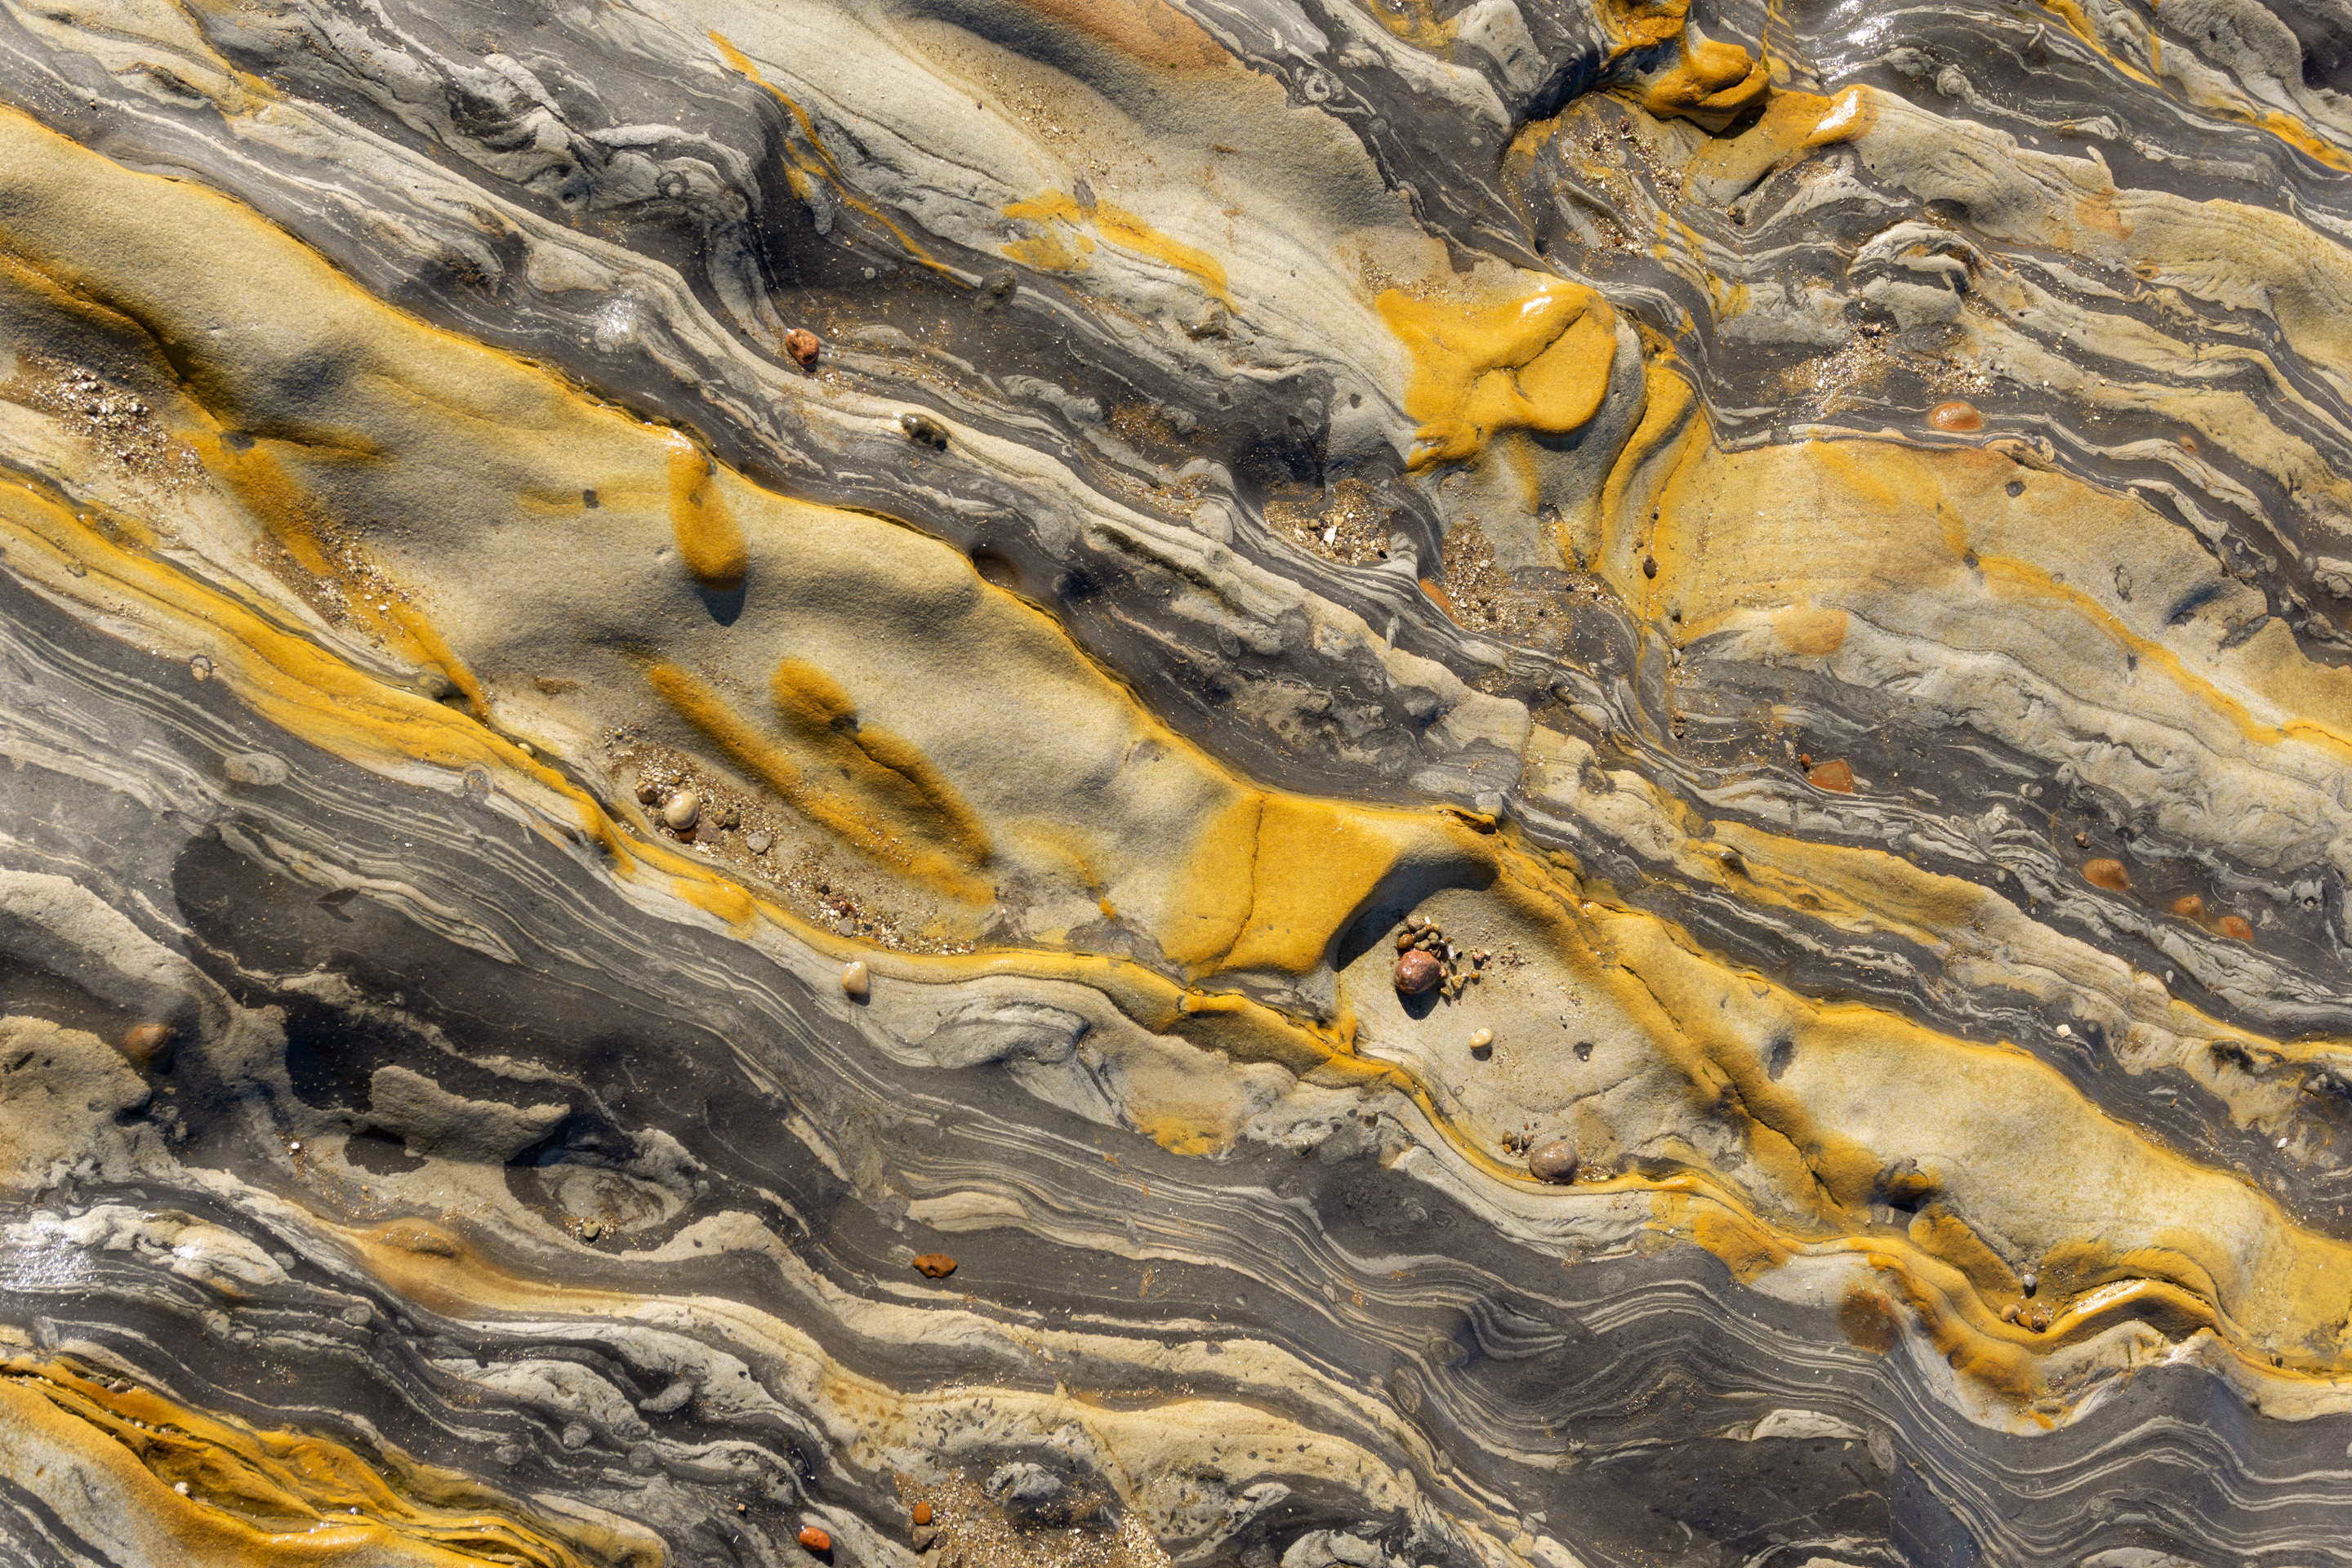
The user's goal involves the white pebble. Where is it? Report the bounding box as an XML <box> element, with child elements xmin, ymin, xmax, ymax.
<box><xmin>2054</xmin><ymin>1023</ymin><xmax>2073</xmax><ymax>1037</ymax></box>
<box><xmin>662</xmin><ymin>790</ymin><xmax>700</xmax><ymax>830</ymax></box>
<box><xmin>841</xmin><ymin>959</ymin><xmax>870</xmax><ymax>998</ymax></box>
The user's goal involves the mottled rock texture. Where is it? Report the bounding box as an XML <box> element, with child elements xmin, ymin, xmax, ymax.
<box><xmin>2</xmin><ymin>0</ymin><xmax>2352</xmax><ymax>1564</ymax></box>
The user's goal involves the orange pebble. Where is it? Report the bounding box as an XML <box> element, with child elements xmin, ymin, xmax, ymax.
<box><xmin>1806</xmin><ymin>758</ymin><xmax>1855</xmax><ymax>794</ymax></box>
<box><xmin>1928</xmin><ymin>400</ymin><xmax>1984</xmax><ymax>432</ymax></box>
<box><xmin>2082</xmin><ymin>857</ymin><xmax>2132</xmax><ymax>893</ymax></box>
<box><xmin>2170</xmin><ymin>894</ymin><xmax>2206</xmax><ymax>918</ymax></box>
<box><xmin>2217</xmin><ymin>915</ymin><xmax>2254</xmax><ymax>941</ymax></box>
<box><xmin>785</xmin><ymin>328</ymin><xmax>821</xmax><ymax>368</ymax></box>
<box><xmin>800</xmin><ymin>1526</ymin><xmax>832</xmax><ymax>1552</ymax></box>
<box><xmin>912</xmin><ymin>1503</ymin><xmax>933</xmax><ymax>1526</ymax></box>
<box><xmin>912</xmin><ymin>1253</ymin><xmax>958</xmax><ymax>1279</ymax></box>
<box><xmin>120</xmin><ymin>1022</ymin><xmax>175</xmax><ymax>1065</ymax></box>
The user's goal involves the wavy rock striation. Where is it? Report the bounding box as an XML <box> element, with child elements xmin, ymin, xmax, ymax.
<box><xmin>3</xmin><ymin>0</ymin><xmax>2352</xmax><ymax>1563</ymax></box>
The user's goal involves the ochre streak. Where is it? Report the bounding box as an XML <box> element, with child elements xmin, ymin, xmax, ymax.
<box><xmin>768</xmin><ymin>657</ymin><xmax>994</xmax><ymax>867</ymax></box>
<box><xmin>1001</xmin><ymin>189</ymin><xmax>1232</xmax><ymax>307</ymax></box>
<box><xmin>663</xmin><ymin>437</ymin><xmax>748</xmax><ymax>590</ymax></box>
<box><xmin>647</xmin><ymin>661</ymin><xmax>993</xmax><ymax>904</ymax></box>
<box><xmin>1378</xmin><ymin>278</ymin><xmax>1622</xmax><ymax>470</ymax></box>
<box><xmin>0</xmin><ymin>1357</ymin><xmax>654</xmax><ymax>1566</ymax></box>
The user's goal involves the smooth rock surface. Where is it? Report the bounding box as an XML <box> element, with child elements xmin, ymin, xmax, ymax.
<box><xmin>0</xmin><ymin>0</ymin><xmax>2350</xmax><ymax>1565</ymax></box>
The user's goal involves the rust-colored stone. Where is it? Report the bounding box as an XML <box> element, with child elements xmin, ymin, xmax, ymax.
<box><xmin>1394</xmin><ymin>950</ymin><xmax>1442</xmax><ymax>995</ymax></box>
<box><xmin>2082</xmin><ymin>857</ymin><xmax>2131</xmax><ymax>893</ymax></box>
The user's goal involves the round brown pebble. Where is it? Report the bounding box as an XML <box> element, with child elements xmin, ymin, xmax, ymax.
<box><xmin>841</xmin><ymin>960</ymin><xmax>871</xmax><ymax>998</ymax></box>
<box><xmin>1394</xmin><ymin>950</ymin><xmax>1442</xmax><ymax>995</ymax></box>
<box><xmin>1928</xmin><ymin>399</ymin><xmax>1984</xmax><ymax>432</ymax></box>
<box><xmin>661</xmin><ymin>790</ymin><xmax>701</xmax><ymax>831</ymax></box>
<box><xmin>120</xmin><ymin>1023</ymin><xmax>175</xmax><ymax>1066</ymax></box>
<box><xmin>800</xmin><ymin>1526</ymin><xmax>832</xmax><ymax>1552</ymax></box>
<box><xmin>785</xmin><ymin>328</ymin><xmax>821</xmax><ymax>368</ymax></box>
<box><xmin>1527</xmin><ymin>1139</ymin><xmax>1579</xmax><ymax>1183</ymax></box>
<box><xmin>913</xmin><ymin>1253</ymin><xmax>957</xmax><ymax>1279</ymax></box>
<box><xmin>912</xmin><ymin>1502</ymin><xmax>933</xmax><ymax>1526</ymax></box>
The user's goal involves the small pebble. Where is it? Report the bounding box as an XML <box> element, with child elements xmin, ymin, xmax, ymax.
<box><xmin>1468</xmin><ymin>1028</ymin><xmax>1493</xmax><ymax>1049</ymax></box>
<box><xmin>662</xmin><ymin>791</ymin><xmax>701</xmax><ymax>831</ymax></box>
<box><xmin>120</xmin><ymin>1022</ymin><xmax>175</xmax><ymax>1065</ymax></box>
<box><xmin>900</xmin><ymin>411</ymin><xmax>948</xmax><ymax>448</ymax></box>
<box><xmin>2020</xmin><ymin>1272</ymin><xmax>2039</xmax><ymax>1297</ymax></box>
<box><xmin>975</xmin><ymin>268</ymin><xmax>1018</xmax><ymax>311</ymax></box>
<box><xmin>718</xmin><ymin>802</ymin><xmax>741</xmax><ymax>830</ymax></box>
<box><xmin>1806</xmin><ymin>758</ymin><xmax>1855</xmax><ymax>794</ymax></box>
<box><xmin>2217</xmin><ymin>914</ymin><xmax>2253</xmax><ymax>941</ymax></box>
<box><xmin>841</xmin><ymin>960</ymin><xmax>871</xmax><ymax>998</ymax></box>
<box><xmin>2001</xmin><ymin>1303</ymin><xmax>2020</xmax><ymax>1323</ymax></box>
<box><xmin>1927</xmin><ymin>399</ymin><xmax>1984</xmax><ymax>432</ymax></box>
<box><xmin>784</xmin><ymin>327</ymin><xmax>821</xmax><ymax>368</ymax></box>
<box><xmin>912</xmin><ymin>1503</ymin><xmax>933</xmax><ymax>1526</ymax></box>
<box><xmin>913</xmin><ymin>1253</ymin><xmax>957</xmax><ymax>1278</ymax></box>
<box><xmin>800</xmin><ymin>1526</ymin><xmax>832</xmax><ymax>1553</ymax></box>
<box><xmin>1404</xmin><ymin>914</ymin><xmax>1431</xmax><ymax>933</ymax></box>
<box><xmin>1642</xmin><ymin>555</ymin><xmax>1658</xmax><ymax>579</ymax></box>
<box><xmin>745</xmin><ymin>831</ymin><xmax>773</xmax><ymax>854</ymax></box>
<box><xmin>1527</xmin><ymin>1139</ymin><xmax>1579</xmax><ymax>1183</ymax></box>
<box><xmin>2082</xmin><ymin>856</ymin><xmax>2131</xmax><ymax>892</ymax></box>
<box><xmin>189</xmin><ymin>654</ymin><xmax>212</xmax><ymax>681</ymax></box>
<box><xmin>1394</xmin><ymin>950</ymin><xmax>1441</xmax><ymax>995</ymax></box>
<box><xmin>911</xmin><ymin>1525</ymin><xmax>938</xmax><ymax>1550</ymax></box>
<box><xmin>635</xmin><ymin>781</ymin><xmax>662</xmax><ymax>804</ymax></box>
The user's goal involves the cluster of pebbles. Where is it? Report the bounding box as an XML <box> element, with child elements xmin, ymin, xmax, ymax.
<box><xmin>2001</xmin><ymin>1272</ymin><xmax>2054</xmax><ymax>1333</ymax></box>
<box><xmin>1390</xmin><ymin>913</ymin><xmax>1486</xmax><ymax>999</ymax></box>
<box><xmin>1390</xmin><ymin>915</ymin><xmax>1579</xmax><ymax>1184</ymax></box>
<box><xmin>634</xmin><ymin>777</ymin><xmax>737</xmax><ymax>841</ymax></box>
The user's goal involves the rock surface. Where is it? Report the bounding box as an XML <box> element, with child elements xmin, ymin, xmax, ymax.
<box><xmin>0</xmin><ymin>0</ymin><xmax>2350</xmax><ymax>1565</ymax></box>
